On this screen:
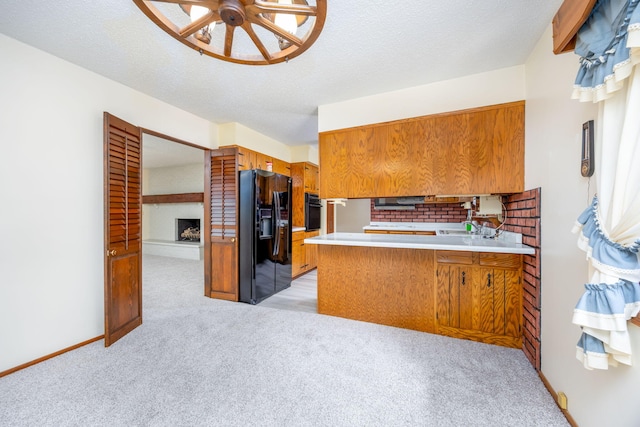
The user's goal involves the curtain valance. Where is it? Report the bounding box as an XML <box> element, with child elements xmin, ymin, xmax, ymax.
<box><xmin>573</xmin><ymin>0</ymin><xmax>640</xmax><ymax>102</ymax></box>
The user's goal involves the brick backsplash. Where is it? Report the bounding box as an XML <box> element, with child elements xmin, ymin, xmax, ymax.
<box><xmin>503</xmin><ymin>188</ymin><xmax>542</xmax><ymax>371</ymax></box>
<box><xmin>370</xmin><ymin>200</ymin><xmax>468</xmax><ymax>222</ymax></box>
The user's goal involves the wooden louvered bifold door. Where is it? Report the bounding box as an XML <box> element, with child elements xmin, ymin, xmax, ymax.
<box><xmin>204</xmin><ymin>148</ymin><xmax>239</xmax><ymax>301</ymax></box>
<box><xmin>103</xmin><ymin>112</ymin><xmax>142</xmax><ymax>346</ymax></box>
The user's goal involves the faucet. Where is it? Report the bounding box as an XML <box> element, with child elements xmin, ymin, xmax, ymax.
<box><xmin>464</xmin><ymin>220</ymin><xmax>482</xmax><ymax>234</ymax></box>
<box><xmin>464</xmin><ymin>203</ymin><xmax>481</xmax><ymax>234</ymax></box>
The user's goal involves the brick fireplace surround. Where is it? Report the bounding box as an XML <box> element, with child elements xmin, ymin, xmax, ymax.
<box><xmin>369</xmin><ymin>189</ymin><xmax>542</xmax><ymax>370</ymax></box>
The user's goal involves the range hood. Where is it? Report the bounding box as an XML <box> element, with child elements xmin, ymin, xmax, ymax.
<box><xmin>373</xmin><ymin>196</ymin><xmax>425</xmax><ymax>210</ymax></box>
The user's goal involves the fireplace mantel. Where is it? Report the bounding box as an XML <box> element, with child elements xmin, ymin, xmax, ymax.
<box><xmin>142</xmin><ymin>192</ymin><xmax>204</xmax><ymax>204</ymax></box>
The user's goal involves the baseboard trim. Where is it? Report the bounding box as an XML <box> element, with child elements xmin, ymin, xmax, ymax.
<box><xmin>538</xmin><ymin>371</ymin><xmax>579</xmax><ymax>427</ymax></box>
<box><xmin>0</xmin><ymin>335</ymin><xmax>104</xmax><ymax>378</ymax></box>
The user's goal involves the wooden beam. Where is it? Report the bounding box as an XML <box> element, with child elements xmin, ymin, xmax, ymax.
<box><xmin>552</xmin><ymin>0</ymin><xmax>597</xmax><ymax>54</ymax></box>
<box><xmin>142</xmin><ymin>192</ymin><xmax>204</xmax><ymax>204</ymax></box>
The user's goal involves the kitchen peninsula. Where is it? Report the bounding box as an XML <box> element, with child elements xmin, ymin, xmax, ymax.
<box><xmin>305</xmin><ymin>232</ymin><xmax>534</xmax><ymax>348</ymax></box>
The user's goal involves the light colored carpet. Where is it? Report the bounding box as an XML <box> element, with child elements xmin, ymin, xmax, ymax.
<box><xmin>0</xmin><ymin>255</ymin><xmax>568</xmax><ymax>426</ymax></box>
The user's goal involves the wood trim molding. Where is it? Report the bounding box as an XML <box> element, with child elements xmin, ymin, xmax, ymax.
<box><xmin>552</xmin><ymin>0</ymin><xmax>597</xmax><ymax>54</ymax></box>
<box><xmin>538</xmin><ymin>371</ymin><xmax>579</xmax><ymax>427</ymax></box>
<box><xmin>140</xmin><ymin>128</ymin><xmax>207</xmax><ymax>151</ymax></box>
<box><xmin>142</xmin><ymin>192</ymin><xmax>204</xmax><ymax>204</ymax></box>
<box><xmin>0</xmin><ymin>335</ymin><xmax>104</xmax><ymax>378</ymax></box>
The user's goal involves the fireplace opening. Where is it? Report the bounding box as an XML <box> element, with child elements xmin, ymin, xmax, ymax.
<box><xmin>176</xmin><ymin>218</ymin><xmax>201</xmax><ymax>242</ymax></box>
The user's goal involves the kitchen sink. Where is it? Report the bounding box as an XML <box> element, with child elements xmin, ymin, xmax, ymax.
<box><xmin>436</xmin><ymin>228</ymin><xmax>497</xmax><ymax>239</ymax></box>
<box><xmin>436</xmin><ymin>229</ymin><xmax>470</xmax><ymax>236</ymax></box>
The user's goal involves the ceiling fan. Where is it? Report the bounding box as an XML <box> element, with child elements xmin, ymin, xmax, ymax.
<box><xmin>133</xmin><ymin>0</ymin><xmax>327</xmax><ymax>65</ymax></box>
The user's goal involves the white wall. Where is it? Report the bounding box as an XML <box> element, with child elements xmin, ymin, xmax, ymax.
<box><xmin>335</xmin><ymin>200</ymin><xmax>371</xmax><ymax>232</ymax></box>
<box><xmin>143</xmin><ymin>204</ymin><xmax>204</xmax><ymax>242</ymax></box>
<box><xmin>0</xmin><ymin>34</ymin><xmax>214</xmax><ymax>372</ymax></box>
<box><xmin>143</xmin><ymin>164</ymin><xmax>204</xmax><ymax>242</ymax></box>
<box><xmin>219</xmin><ymin>122</ymin><xmax>293</xmax><ymax>162</ymax></box>
<box><xmin>144</xmin><ymin>164</ymin><xmax>205</xmax><ymax>195</ymax></box>
<box><xmin>291</xmin><ymin>145</ymin><xmax>319</xmax><ymax>165</ymax></box>
<box><xmin>525</xmin><ymin>26</ymin><xmax>640</xmax><ymax>427</ymax></box>
<box><xmin>318</xmin><ymin>66</ymin><xmax>526</xmax><ymax>132</ymax></box>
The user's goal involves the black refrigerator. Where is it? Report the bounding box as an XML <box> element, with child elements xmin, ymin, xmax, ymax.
<box><xmin>238</xmin><ymin>169</ymin><xmax>292</xmax><ymax>304</ymax></box>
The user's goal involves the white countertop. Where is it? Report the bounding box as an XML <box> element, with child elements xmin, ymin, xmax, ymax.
<box><xmin>304</xmin><ymin>232</ymin><xmax>534</xmax><ymax>255</ymax></box>
<box><xmin>292</xmin><ymin>226</ymin><xmax>306</xmax><ymax>233</ymax></box>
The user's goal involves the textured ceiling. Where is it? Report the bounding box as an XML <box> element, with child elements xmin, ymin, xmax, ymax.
<box><xmin>0</xmin><ymin>1</ymin><xmax>563</xmax><ymax>147</ymax></box>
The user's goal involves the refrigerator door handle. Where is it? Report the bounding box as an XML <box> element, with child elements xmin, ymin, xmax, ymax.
<box><xmin>272</xmin><ymin>191</ymin><xmax>280</xmax><ymax>257</ymax></box>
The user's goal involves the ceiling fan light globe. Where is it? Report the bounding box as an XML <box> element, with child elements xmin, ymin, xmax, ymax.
<box><xmin>190</xmin><ymin>5</ymin><xmax>210</xmax><ymax>22</ymax></box>
<box><xmin>274</xmin><ymin>0</ymin><xmax>298</xmax><ymax>34</ymax></box>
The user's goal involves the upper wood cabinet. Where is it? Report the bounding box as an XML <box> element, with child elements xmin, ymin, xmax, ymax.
<box><xmin>236</xmin><ymin>146</ymin><xmax>254</xmax><ymax>171</ymax></box>
<box><xmin>303</xmin><ymin>163</ymin><xmax>320</xmax><ymax>194</ymax></box>
<box><xmin>271</xmin><ymin>157</ymin><xmax>291</xmax><ymax>176</ymax></box>
<box><xmin>290</xmin><ymin>162</ymin><xmax>319</xmax><ymax>227</ymax></box>
<box><xmin>222</xmin><ymin>145</ymin><xmax>290</xmax><ymax>176</ymax></box>
<box><xmin>318</xmin><ymin>101</ymin><xmax>525</xmax><ymax>199</ymax></box>
<box><xmin>253</xmin><ymin>151</ymin><xmax>271</xmax><ymax>171</ymax></box>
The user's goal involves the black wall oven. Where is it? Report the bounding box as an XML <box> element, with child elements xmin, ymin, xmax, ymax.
<box><xmin>305</xmin><ymin>193</ymin><xmax>321</xmax><ymax>231</ymax></box>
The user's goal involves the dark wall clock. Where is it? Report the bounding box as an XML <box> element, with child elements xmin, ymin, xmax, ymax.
<box><xmin>581</xmin><ymin>120</ymin><xmax>594</xmax><ymax>177</ymax></box>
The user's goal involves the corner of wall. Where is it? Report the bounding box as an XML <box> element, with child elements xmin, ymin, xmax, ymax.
<box><xmin>291</xmin><ymin>145</ymin><xmax>319</xmax><ymax>164</ymax></box>
<box><xmin>208</xmin><ymin>122</ymin><xmax>220</xmax><ymax>149</ymax></box>
<box><xmin>215</xmin><ymin>122</ymin><xmax>293</xmax><ymax>162</ymax></box>
<box><xmin>217</xmin><ymin>122</ymin><xmax>237</xmax><ymax>147</ymax></box>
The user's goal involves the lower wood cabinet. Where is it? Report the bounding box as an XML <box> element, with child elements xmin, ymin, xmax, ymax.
<box><xmin>314</xmin><ymin>245</ymin><xmax>524</xmax><ymax>348</ymax></box>
<box><xmin>305</xmin><ymin>230</ymin><xmax>319</xmax><ymax>270</ymax></box>
<box><xmin>292</xmin><ymin>231</ymin><xmax>306</xmax><ymax>276</ymax></box>
<box><xmin>435</xmin><ymin>251</ymin><xmax>522</xmax><ymax>348</ymax></box>
<box><xmin>292</xmin><ymin>230</ymin><xmax>319</xmax><ymax>278</ymax></box>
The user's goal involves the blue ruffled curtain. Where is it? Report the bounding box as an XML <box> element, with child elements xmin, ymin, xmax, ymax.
<box><xmin>571</xmin><ymin>0</ymin><xmax>640</xmax><ymax>370</ymax></box>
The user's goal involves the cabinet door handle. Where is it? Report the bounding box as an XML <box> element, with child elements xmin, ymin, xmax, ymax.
<box><xmin>486</xmin><ymin>273</ymin><xmax>491</xmax><ymax>288</ymax></box>
<box><xmin>461</xmin><ymin>271</ymin><xmax>466</xmax><ymax>285</ymax></box>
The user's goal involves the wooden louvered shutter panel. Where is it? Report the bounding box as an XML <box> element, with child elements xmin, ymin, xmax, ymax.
<box><xmin>204</xmin><ymin>148</ymin><xmax>239</xmax><ymax>301</ymax></box>
<box><xmin>107</xmin><ymin>121</ymin><xmax>142</xmax><ymax>252</ymax></box>
<box><xmin>103</xmin><ymin>112</ymin><xmax>142</xmax><ymax>346</ymax></box>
